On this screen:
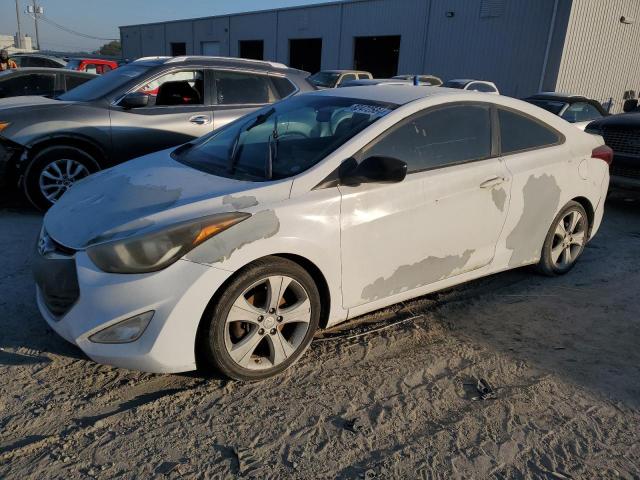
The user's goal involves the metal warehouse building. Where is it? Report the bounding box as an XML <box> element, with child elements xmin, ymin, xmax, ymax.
<box><xmin>120</xmin><ymin>0</ymin><xmax>640</xmax><ymax>110</ymax></box>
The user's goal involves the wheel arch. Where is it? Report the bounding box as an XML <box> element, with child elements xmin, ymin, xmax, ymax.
<box><xmin>25</xmin><ymin>134</ymin><xmax>108</xmax><ymax>171</ymax></box>
<box><xmin>570</xmin><ymin>196</ymin><xmax>594</xmax><ymax>238</ymax></box>
<box><xmin>194</xmin><ymin>253</ymin><xmax>333</xmax><ymax>368</ymax></box>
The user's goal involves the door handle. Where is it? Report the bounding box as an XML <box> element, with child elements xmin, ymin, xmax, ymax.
<box><xmin>479</xmin><ymin>177</ymin><xmax>505</xmax><ymax>189</ymax></box>
<box><xmin>189</xmin><ymin>115</ymin><xmax>211</xmax><ymax>125</ymax></box>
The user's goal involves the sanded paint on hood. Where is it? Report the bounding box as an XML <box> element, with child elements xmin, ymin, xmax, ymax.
<box><xmin>43</xmin><ymin>149</ymin><xmax>292</xmax><ymax>249</ymax></box>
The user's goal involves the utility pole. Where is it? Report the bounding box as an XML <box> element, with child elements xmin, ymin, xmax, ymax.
<box><xmin>15</xmin><ymin>0</ymin><xmax>22</xmax><ymax>49</ymax></box>
<box><xmin>26</xmin><ymin>0</ymin><xmax>42</xmax><ymax>50</ymax></box>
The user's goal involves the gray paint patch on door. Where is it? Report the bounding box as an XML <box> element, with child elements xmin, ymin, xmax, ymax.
<box><xmin>361</xmin><ymin>249</ymin><xmax>474</xmax><ymax>302</ymax></box>
<box><xmin>505</xmin><ymin>174</ymin><xmax>561</xmax><ymax>267</ymax></box>
<box><xmin>492</xmin><ymin>187</ymin><xmax>507</xmax><ymax>212</ymax></box>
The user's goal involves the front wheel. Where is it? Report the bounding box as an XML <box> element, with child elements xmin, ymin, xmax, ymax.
<box><xmin>537</xmin><ymin>201</ymin><xmax>589</xmax><ymax>276</ymax></box>
<box><xmin>197</xmin><ymin>257</ymin><xmax>321</xmax><ymax>381</ymax></box>
<box><xmin>23</xmin><ymin>146</ymin><xmax>99</xmax><ymax>210</ymax></box>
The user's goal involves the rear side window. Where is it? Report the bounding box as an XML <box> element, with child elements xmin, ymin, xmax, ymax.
<box><xmin>499</xmin><ymin>108</ymin><xmax>561</xmax><ymax>154</ymax></box>
<box><xmin>339</xmin><ymin>73</ymin><xmax>357</xmax><ymax>84</ymax></box>
<box><xmin>0</xmin><ymin>73</ymin><xmax>55</xmax><ymax>97</ymax></box>
<box><xmin>358</xmin><ymin>73</ymin><xmax>370</xmax><ymax>80</ymax></box>
<box><xmin>215</xmin><ymin>71</ymin><xmax>277</xmax><ymax>105</ymax></box>
<box><xmin>270</xmin><ymin>76</ymin><xmax>296</xmax><ymax>99</ymax></box>
<box><xmin>65</xmin><ymin>74</ymin><xmax>90</xmax><ymax>91</ymax></box>
<box><xmin>561</xmin><ymin>102</ymin><xmax>602</xmax><ymax>123</ymax></box>
<box><xmin>468</xmin><ymin>82</ymin><xmax>496</xmax><ymax>93</ymax></box>
<box><xmin>362</xmin><ymin>104</ymin><xmax>492</xmax><ymax>172</ymax></box>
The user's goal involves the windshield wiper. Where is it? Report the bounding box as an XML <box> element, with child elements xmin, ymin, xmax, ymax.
<box><xmin>265</xmin><ymin>113</ymin><xmax>279</xmax><ymax>180</ymax></box>
<box><xmin>228</xmin><ymin>107</ymin><xmax>276</xmax><ymax>173</ymax></box>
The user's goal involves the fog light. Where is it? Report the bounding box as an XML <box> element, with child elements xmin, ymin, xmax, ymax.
<box><xmin>89</xmin><ymin>311</ymin><xmax>154</xmax><ymax>344</ymax></box>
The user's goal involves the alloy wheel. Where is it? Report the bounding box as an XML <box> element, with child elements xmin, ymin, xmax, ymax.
<box><xmin>38</xmin><ymin>159</ymin><xmax>90</xmax><ymax>204</ymax></box>
<box><xmin>224</xmin><ymin>275</ymin><xmax>312</xmax><ymax>370</ymax></box>
<box><xmin>550</xmin><ymin>210</ymin><xmax>586</xmax><ymax>268</ymax></box>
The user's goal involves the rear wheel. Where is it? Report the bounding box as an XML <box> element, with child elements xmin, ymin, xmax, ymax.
<box><xmin>198</xmin><ymin>257</ymin><xmax>321</xmax><ymax>381</ymax></box>
<box><xmin>537</xmin><ymin>201</ymin><xmax>589</xmax><ymax>276</ymax></box>
<box><xmin>23</xmin><ymin>146</ymin><xmax>99</xmax><ymax>210</ymax></box>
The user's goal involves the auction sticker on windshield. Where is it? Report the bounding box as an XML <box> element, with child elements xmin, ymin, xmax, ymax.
<box><xmin>347</xmin><ymin>104</ymin><xmax>393</xmax><ymax>117</ymax></box>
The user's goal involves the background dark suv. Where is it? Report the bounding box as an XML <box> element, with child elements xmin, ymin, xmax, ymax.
<box><xmin>0</xmin><ymin>56</ymin><xmax>313</xmax><ymax>209</ymax></box>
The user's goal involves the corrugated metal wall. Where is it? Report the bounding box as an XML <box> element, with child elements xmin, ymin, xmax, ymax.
<box><xmin>556</xmin><ymin>0</ymin><xmax>640</xmax><ymax>112</ymax></box>
<box><xmin>423</xmin><ymin>0</ymin><xmax>558</xmax><ymax>97</ymax></box>
<box><xmin>119</xmin><ymin>0</ymin><xmax>567</xmax><ymax>98</ymax></box>
<box><xmin>229</xmin><ymin>12</ymin><xmax>279</xmax><ymax>59</ymax></box>
<box><xmin>339</xmin><ymin>0</ymin><xmax>430</xmax><ymax>74</ymax></box>
<box><xmin>275</xmin><ymin>4</ymin><xmax>342</xmax><ymax>68</ymax></box>
<box><xmin>193</xmin><ymin>17</ymin><xmax>231</xmax><ymax>56</ymax></box>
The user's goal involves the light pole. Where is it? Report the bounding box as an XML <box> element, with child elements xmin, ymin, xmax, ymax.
<box><xmin>15</xmin><ymin>0</ymin><xmax>23</xmax><ymax>49</ymax></box>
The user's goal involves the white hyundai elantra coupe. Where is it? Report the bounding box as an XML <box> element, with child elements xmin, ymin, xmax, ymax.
<box><xmin>34</xmin><ymin>85</ymin><xmax>611</xmax><ymax>380</ymax></box>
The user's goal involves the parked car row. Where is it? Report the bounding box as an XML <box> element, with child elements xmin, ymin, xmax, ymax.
<box><xmin>0</xmin><ymin>56</ymin><xmax>313</xmax><ymax>209</ymax></box>
<box><xmin>9</xmin><ymin>53</ymin><xmax>119</xmax><ymax>74</ymax></box>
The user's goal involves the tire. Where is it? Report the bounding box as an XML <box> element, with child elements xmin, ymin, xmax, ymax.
<box><xmin>536</xmin><ymin>201</ymin><xmax>589</xmax><ymax>276</ymax></box>
<box><xmin>197</xmin><ymin>256</ymin><xmax>321</xmax><ymax>381</ymax></box>
<box><xmin>23</xmin><ymin>146</ymin><xmax>99</xmax><ymax>211</ymax></box>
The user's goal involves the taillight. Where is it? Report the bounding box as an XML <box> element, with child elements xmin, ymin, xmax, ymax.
<box><xmin>591</xmin><ymin>145</ymin><xmax>613</xmax><ymax>165</ymax></box>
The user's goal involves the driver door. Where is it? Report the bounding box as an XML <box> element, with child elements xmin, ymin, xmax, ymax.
<box><xmin>339</xmin><ymin>103</ymin><xmax>511</xmax><ymax>309</ymax></box>
<box><xmin>109</xmin><ymin>68</ymin><xmax>214</xmax><ymax>163</ymax></box>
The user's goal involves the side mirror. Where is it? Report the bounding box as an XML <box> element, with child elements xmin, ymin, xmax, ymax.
<box><xmin>623</xmin><ymin>98</ymin><xmax>638</xmax><ymax>113</ymax></box>
<box><xmin>119</xmin><ymin>92</ymin><xmax>150</xmax><ymax>109</ymax></box>
<box><xmin>340</xmin><ymin>156</ymin><xmax>408</xmax><ymax>186</ymax></box>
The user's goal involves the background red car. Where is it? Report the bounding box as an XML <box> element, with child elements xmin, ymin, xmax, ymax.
<box><xmin>65</xmin><ymin>58</ymin><xmax>118</xmax><ymax>75</ymax></box>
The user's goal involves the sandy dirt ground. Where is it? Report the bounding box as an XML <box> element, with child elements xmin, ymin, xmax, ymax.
<box><xmin>0</xmin><ymin>192</ymin><xmax>639</xmax><ymax>479</ymax></box>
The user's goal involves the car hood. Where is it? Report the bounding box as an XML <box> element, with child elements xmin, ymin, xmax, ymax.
<box><xmin>44</xmin><ymin>148</ymin><xmax>292</xmax><ymax>250</ymax></box>
<box><xmin>587</xmin><ymin>112</ymin><xmax>640</xmax><ymax>129</ymax></box>
<box><xmin>0</xmin><ymin>95</ymin><xmax>72</xmax><ymax>112</ymax></box>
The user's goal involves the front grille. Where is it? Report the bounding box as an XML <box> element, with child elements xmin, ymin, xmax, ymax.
<box><xmin>602</xmin><ymin>128</ymin><xmax>640</xmax><ymax>157</ymax></box>
<box><xmin>610</xmin><ymin>165</ymin><xmax>640</xmax><ymax>179</ymax></box>
<box><xmin>33</xmin><ymin>231</ymin><xmax>79</xmax><ymax>318</ymax></box>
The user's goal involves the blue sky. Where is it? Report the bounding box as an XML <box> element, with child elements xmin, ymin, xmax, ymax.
<box><xmin>1</xmin><ymin>0</ymin><xmax>336</xmax><ymax>52</ymax></box>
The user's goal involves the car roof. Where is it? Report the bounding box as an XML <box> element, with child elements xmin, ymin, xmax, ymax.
<box><xmin>527</xmin><ymin>92</ymin><xmax>590</xmax><ymax>102</ymax></box>
<box><xmin>0</xmin><ymin>67</ymin><xmax>96</xmax><ymax>76</ymax></box>
<box><xmin>320</xmin><ymin>70</ymin><xmax>368</xmax><ymax>74</ymax></box>
<box><xmin>309</xmin><ymin>84</ymin><xmax>459</xmax><ymax>105</ymax></box>
<box><xmin>131</xmin><ymin>55</ymin><xmax>301</xmax><ymax>73</ymax></box>
<box><xmin>344</xmin><ymin>78</ymin><xmax>412</xmax><ymax>85</ymax></box>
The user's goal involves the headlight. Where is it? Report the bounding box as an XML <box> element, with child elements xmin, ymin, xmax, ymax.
<box><xmin>89</xmin><ymin>311</ymin><xmax>154</xmax><ymax>343</ymax></box>
<box><xmin>87</xmin><ymin>212</ymin><xmax>250</xmax><ymax>274</ymax></box>
<box><xmin>0</xmin><ymin>122</ymin><xmax>10</xmax><ymax>133</ymax></box>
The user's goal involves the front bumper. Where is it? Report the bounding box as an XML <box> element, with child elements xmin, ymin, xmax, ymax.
<box><xmin>35</xmin><ymin>251</ymin><xmax>235</xmax><ymax>373</ymax></box>
<box><xmin>0</xmin><ymin>136</ymin><xmax>26</xmax><ymax>190</ymax></box>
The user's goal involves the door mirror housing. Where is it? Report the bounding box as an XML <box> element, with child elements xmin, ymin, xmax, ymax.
<box><xmin>120</xmin><ymin>92</ymin><xmax>150</xmax><ymax>109</ymax></box>
<box><xmin>623</xmin><ymin>98</ymin><xmax>638</xmax><ymax>113</ymax></box>
<box><xmin>340</xmin><ymin>156</ymin><xmax>408</xmax><ymax>186</ymax></box>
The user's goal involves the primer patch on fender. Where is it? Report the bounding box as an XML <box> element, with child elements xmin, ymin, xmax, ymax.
<box><xmin>491</xmin><ymin>187</ymin><xmax>507</xmax><ymax>212</ymax></box>
<box><xmin>222</xmin><ymin>194</ymin><xmax>259</xmax><ymax>209</ymax></box>
<box><xmin>361</xmin><ymin>250</ymin><xmax>474</xmax><ymax>302</ymax></box>
<box><xmin>47</xmin><ymin>173</ymin><xmax>182</xmax><ymax>248</ymax></box>
<box><xmin>505</xmin><ymin>174</ymin><xmax>561</xmax><ymax>267</ymax></box>
<box><xmin>186</xmin><ymin>210</ymin><xmax>280</xmax><ymax>264</ymax></box>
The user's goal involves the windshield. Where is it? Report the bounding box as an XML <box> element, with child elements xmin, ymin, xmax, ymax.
<box><xmin>173</xmin><ymin>95</ymin><xmax>397</xmax><ymax>181</ymax></box>
<box><xmin>58</xmin><ymin>64</ymin><xmax>150</xmax><ymax>102</ymax></box>
<box><xmin>526</xmin><ymin>99</ymin><xmax>567</xmax><ymax>116</ymax></box>
<box><xmin>308</xmin><ymin>72</ymin><xmax>341</xmax><ymax>88</ymax></box>
<box><xmin>442</xmin><ymin>80</ymin><xmax>468</xmax><ymax>89</ymax></box>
